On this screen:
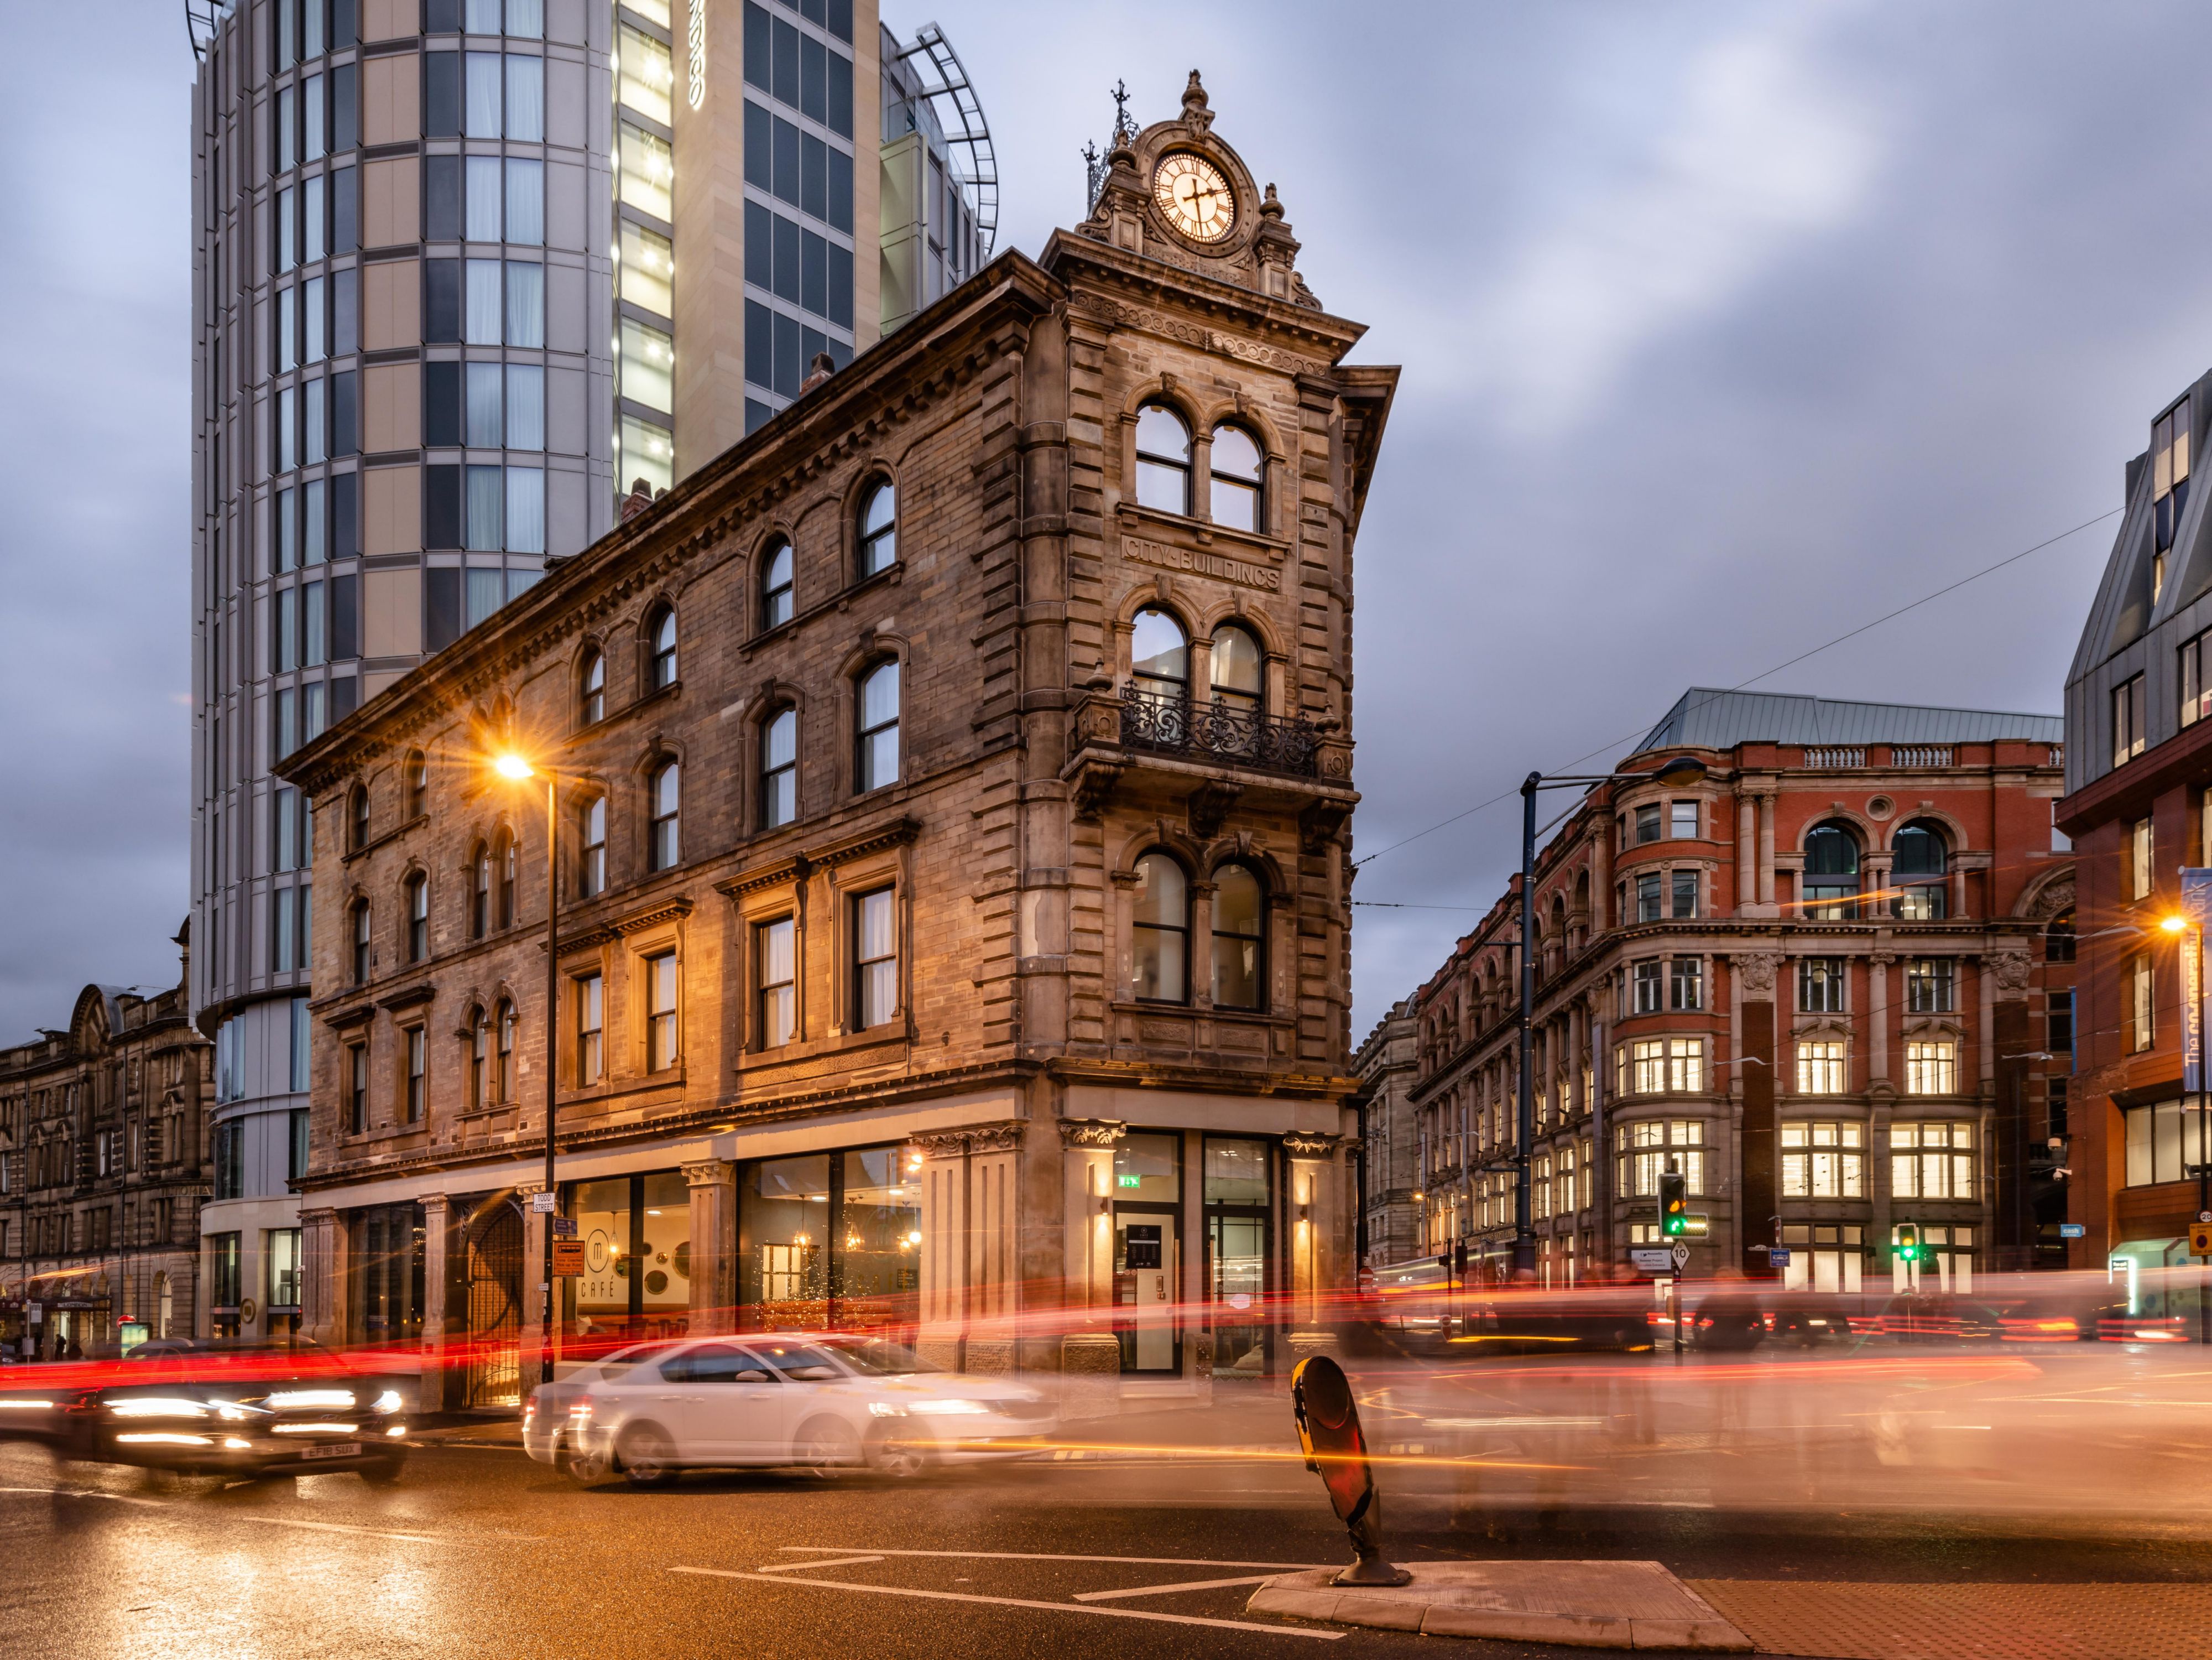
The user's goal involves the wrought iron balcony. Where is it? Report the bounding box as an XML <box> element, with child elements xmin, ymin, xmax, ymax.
<box><xmin>1119</xmin><ymin>688</ymin><xmax>1321</xmax><ymax>778</ymax></box>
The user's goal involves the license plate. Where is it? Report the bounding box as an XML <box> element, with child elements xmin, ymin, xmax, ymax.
<box><xmin>300</xmin><ymin>1442</ymin><xmax>362</xmax><ymax>1461</ymax></box>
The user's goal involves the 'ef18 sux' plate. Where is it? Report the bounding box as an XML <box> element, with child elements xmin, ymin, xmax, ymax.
<box><xmin>300</xmin><ymin>1442</ymin><xmax>363</xmax><ymax>1460</ymax></box>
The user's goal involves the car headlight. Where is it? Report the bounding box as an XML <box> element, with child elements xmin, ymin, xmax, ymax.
<box><xmin>108</xmin><ymin>1398</ymin><xmax>211</xmax><ymax>1419</ymax></box>
<box><xmin>266</xmin><ymin>1390</ymin><xmax>354</xmax><ymax>1411</ymax></box>
<box><xmin>372</xmin><ymin>1391</ymin><xmax>403</xmax><ymax>1414</ymax></box>
<box><xmin>907</xmin><ymin>1399</ymin><xmax>990</xmax><ymax>1417</ymax></box>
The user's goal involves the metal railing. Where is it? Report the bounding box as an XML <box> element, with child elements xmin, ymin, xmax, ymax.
<box><xmin>1118</xmin><ymin>688</ymin><xmax>1321</xmax><ymax>778</ymax></box>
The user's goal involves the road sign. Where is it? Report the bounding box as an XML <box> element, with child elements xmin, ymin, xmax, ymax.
<box><xmin>1671</xmin><ymin>1242</ymin><xmax>1690</xmax><ymax>1269</ymax></box>
<box><xmin>530</xmin><ymin>1191</ymin><xmax>556</xmax><ymax>1213</ymax></box>
<box><xmin>550</xmin><ymin>1216</ymin><xmax>577</xmax><ymax>1238</ymax></box>
<box><xmin>551</xmin><ymin>1239</ymin><xmax>586</xmax><ymax>1277</ymax></box>
<box><xmin>2192</xmin><ymin>1222</ymin><xmax>2212</xmax><ymax>1258</ymax></box>
<box><xmin>1630</xmin><ymin>1248</ymin><xmax>1673</xmax><ymax>1272</ymax></box>
<box><xmin>2059</xmin><ymin>1222</ymin><xmax>2085</xmax><ymax>1239</ymax></box>
<box><xmin>1768</xmin><ymin>1248</ymin><xmax>1792</xmax><ymax>1267</ymax></box>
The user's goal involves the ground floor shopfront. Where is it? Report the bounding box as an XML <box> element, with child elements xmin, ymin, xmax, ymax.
<box><xmin>298</xmin><ymin>1083</ymin><xmax>1356</xmax><ymax>1406</ymax></box>
<box><xmin>2</xmin><ymin>1248</ymin><xmax>202</xmax><ymax>1359</ymax></box>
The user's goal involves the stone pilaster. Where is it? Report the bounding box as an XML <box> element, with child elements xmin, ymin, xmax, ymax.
<box><xmin>684</xmin><ymin>1160</ymin><xmax>737</xmax><ymax>1336</ymax></box>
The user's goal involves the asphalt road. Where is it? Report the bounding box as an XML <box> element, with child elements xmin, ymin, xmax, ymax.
<box><xmin>6</xmin><ymin>1359</ymin><xmax>2212</xmax><ymax>1659</ymax></box>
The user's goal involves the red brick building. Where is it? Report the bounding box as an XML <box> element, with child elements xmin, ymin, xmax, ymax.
<box><xmin>1383</xmin><ymin>688</ymin><xmax>2073</xmax><ymax>1291</ymax></box>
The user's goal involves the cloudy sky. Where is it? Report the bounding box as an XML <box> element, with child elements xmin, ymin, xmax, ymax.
<box><xmin>0</xmin><ymin>1</ymin><xmax>2200</xmax><ymax>1042</ymax></box>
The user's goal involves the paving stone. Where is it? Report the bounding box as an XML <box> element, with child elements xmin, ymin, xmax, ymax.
<box><xmin>1690</xmin><ymin>1579</ymin><xmax>2212</xmax><ymax>1660</ymax></box>
<box><xmin>1249</xmin><ymin>1562</ymin><xmax>1753</xmax><ymax>1649</ymax></box>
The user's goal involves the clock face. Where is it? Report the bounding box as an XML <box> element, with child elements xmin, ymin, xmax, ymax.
<box><xmin>1153</xmin><ymin>153</ymin><xmax>1235</xmax><ymax>243</ymax></box>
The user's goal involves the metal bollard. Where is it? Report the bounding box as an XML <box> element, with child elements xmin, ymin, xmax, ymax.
<box><xmin>1291</xmin><ymin>1354</ymin><xmax>1412</xmax><ymax>1587</ymax></box>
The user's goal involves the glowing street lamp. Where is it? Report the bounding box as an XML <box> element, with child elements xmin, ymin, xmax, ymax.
<box><xmin>494</xmin><ymin>751</ymin><xmax>561</xmax><ymax>1387</ymax></box>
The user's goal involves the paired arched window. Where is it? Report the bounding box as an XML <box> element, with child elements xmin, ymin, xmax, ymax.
<box><xmin>857</xmin><ymin>481</ymin><xmax>897</xmax><ymax>578</ymax></box>
<box><xmin>761</xmin><ymin>537</ymin><xmax>794</xmax><ymax>628</ymax></box>
<box><xmin>648</xmin><ymin>759</ymin><xmax>680</xmax><ymax>870</ymax></box>
<box><xmin>1803</xmin><ymin>822</ymin><xmax>1861</xmax><ymax>920</ymax></box>
<box><xmin>1131</xmin><ymin>607</ymin><xmax>1188</xmax><ymax>699</ymax></box>
<box><xmin>349</xmin><ymin>900</ymin><xmax>372</xmax><ymax>984</ymax></box>
<box><xmin>762</xmin><ymin>706</ymin><xmax>798</xmax><ymax>826</ymax></box>
<box><xmin>1134</xmin><ymin>404</ymin><xmax>1191</xmax><ymax>514</ymax></box>
<box><xmin>647</xmin><ymin>605</ymin><xmax>678</xmax><ymax>691</ymax></box>
<box><xmin>1131</xmin><ymin>852</ymin><xmax>1189</xmax><ymax>1003</ymax></box>
<box><xmin>467</xmin><ymin>1006</ymin><xmax>488</xmax><ymax>1111</ymax></box>
<box><xmin>404</xmin><ymin>750</ymin><xmax>428</xmax><ymax>820</ymax></box>
<box><xmin>349</xmin><ymin>785</ymin><xmax>371</xmax><ymax>854</ymax></box>
<box><xmin>495</xmin><ymin>997</ymin><xmax>518</xmax><ymax>1103</ymax></box>
<box><xmin>1209</xmin><ymin>424</ymin><xmax>1262</xmax><ymax>533</ymax></box>
<box><xmin>1212</xmin><ymin>862</ymin><xmax>1266</xmax><ymax>1010</ymax></box>
<box><xmin>470</xmin><ymin>843</ymin><xmax>491</xmax><ymax>939</ymax></box>
<box><xmin>578</xmin><ymin>647</ymin><xmax>605</xmax><ymax>726</ymax></box>
<box><xmin>1891</xmin><ymin>820</ymin><xmax>1949</xmax><ymax>920</ymax></box>
<box><xmin>1209</xmin><ymin>622</ymin><xmax>1263</xmax><ymax>714</ymax></box>
<box><xmin>578</xmin><ymin>794</ymin><xmax>607</xmax><ymax>898</ymax></box>
<box><xmin>404</xmin><ymin>872</ymin><xmax>429</xmax><ymax>962</ymax></box>
<box><xmin>495</xmin><ymin>830</ymin><xmax>517</xmax><ymax>928</ymax></box>
<box><xmin>858</xmin><ymin>661</ymin><xmax>900</xmax><ymax>791</ymax></box>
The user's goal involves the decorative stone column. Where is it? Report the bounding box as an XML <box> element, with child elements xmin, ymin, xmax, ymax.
<box><xmin>964</xmin><ymin>1122</ymin><xmax>1024</xmax><ymax>1376</ymax></box>
<box><xmin>1056</xmin><ymin>1117</ymin><xmax>1124</xmax><ymax>1412</ymax></box>
<box><xmin>1737</xmin><ymin>794</ymin><xmax>1757</xmax><ymax>910</ymax></box>
<box><xmin>1284</xmin><ymin>1132</ymin><xmax>1342</xmax><ymax>1362</ymax></box>
<box><xmin>684</xmin><ymin>1160</ymin><xmax>737</xmax><ymax>1336</ymax></box>
<box><xmin>300</xmin><ymin>1205</ymin><xmax>345</xmax><ymax>1349</ymax></box>
<box><xmin>418</xmin><ymin>1194</ymin><xmax>452</xmax><ymax>1411</ymax></box>
<box><xmin>1756</xmin><ymin>793</ymin><xmax>1777</xmax><ymax>911</ymax></box>
<box><xmin>911</xmin><ymin>1130</ymin><xmax>970</xmax><ymax>1371</ymax></box>
<box><xmin>517</xmin><ymin>1180</ymin><xmax>549</xmax><ymax>1391</ymax></box>
<box><xmin>1734</xmin><ymin>951</ymin><xmax>1781</xmax><ymax>1279</ymax></box>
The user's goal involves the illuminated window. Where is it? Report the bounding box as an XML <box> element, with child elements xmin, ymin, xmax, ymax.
<box><xmin>619</xmin><ymin>122</ymin><xmax>672</xmax><ymax>218</ymax></box>
<box><xmin>1904</xmin><ymin>1040</ymin><xmax>1957</xmax><ymax>1095</ymax></box>
<box><xmin>2131</xmin><ymin>818</ymin><xmax>2154</xmax><ymax>901</ymax></box>
<box><xmin>1796</xmin><ymin>1040</ymin><xmax>1846</xmax><ymax>1094</ymax></box>
<box><xmin>1781</xmin><ymin>1120</ymin><xmax>1863</xmax><ymax>1197</ymax></box>
<box><xmin>1891</xmin><ymin>1120</ymin><xmax>1973</xmax><ymax>1198</ymax></box>
<box><xmin>1616</xmin><ymin>1120</ymin><xmax>1704</xmax><ymax>1196</ymax></box>
<box><xmin>1211</xmin><ymin>862</ymin><xmax>1265</xmax><ymax>1012</ymax></box>
<box><xmin>619</xmin><ymin>220</ymin><xmax>674</xmax><ymax>315</ymax></box>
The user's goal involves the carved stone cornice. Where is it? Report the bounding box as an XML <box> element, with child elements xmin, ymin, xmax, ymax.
<box><xmin>716</xmin><ymin>855</ymin><xmax>810</xmax><ymax>903</ymax></box>
<box><xmin>615</xmin><ymin>896</ymin><xmax>696</xmax><ymax>936</ymax></box>
<box><xmin>322</xmin><ymin>1003</ymin><xmax>377</xmax><ymax>1031</ymax></box>
<box><xmin>682</xmin><ymin>1159</ymin><xmax>735</xmax><ymax>1188</ymax></box>
<box><xmin>1057</xmin><ymin>1116</ymin><xmax>1127</xmax><ymax>1149</ymax></box>
<box><xmin>1282</xmin><ymin>1131</ymin><xmax>1339</xmax><ymax>1157</ymax></box>
<box><xmin>807</xmin><ymin>815</ymin><xmax>921</xmax><ymax>871</ymax></box>
<box><xmin>375</xmin><ymin>983</ymin><xmax>436</xmax><ymax>1013</ymax></box>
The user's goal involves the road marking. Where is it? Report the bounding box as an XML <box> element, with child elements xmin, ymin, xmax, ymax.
<box><xmin>0</xmin><ymin>1485</ymin><xmax>467</xmax><ymax>1544</ymax></box>
<box><xmin>779</xmin><ymin>1546</ymin><xmax>1337</xmax><ymax>1569</ymax></box>
<box><xmin>1073</xmin><ymin>1573</ymin><xmax>1279</xmax><ymax>1602</ymax></box>
<box><xmin>669</xmin><ymin>1567</ymin><xmax>1344</xmax><ymax>1640</ymax></box>
<box><xmin>756</xmin><ymin>1554</ymin><xmax>885</xmax><ymax>1574</ymax></box>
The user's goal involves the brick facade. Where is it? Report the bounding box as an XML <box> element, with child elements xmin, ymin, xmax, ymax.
<box><xmin>279</xmin><ymin>78</ymin><xmax>1396</xmax><ymax>1395</ymax></box>
<box><xmin>1380</xmin><ymin>690</ymin><xmax>2073</xmax><ymax>1292</ymax></box>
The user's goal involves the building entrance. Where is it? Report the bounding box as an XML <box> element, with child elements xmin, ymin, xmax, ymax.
<box><xmin>465</xmin><ymin>1203</ymin><xmax>523</xmax><ymax>1408</ymax></box>
<box><xmin>1114</xmin><ymin>1213</ymin><xmax>1179</xmax><ymax>1371</ymax></box>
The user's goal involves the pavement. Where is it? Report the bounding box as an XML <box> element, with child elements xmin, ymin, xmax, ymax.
<box><xmin>5</xmin><ymin>1356</ymin><xmax>2212</xmax><ymax>1658</ymax></box>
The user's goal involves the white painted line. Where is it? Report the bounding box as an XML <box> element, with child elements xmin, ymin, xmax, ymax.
<box><xmin>1073</xmin><ymin>1574</ymin><xmax>1278</xmax><ymax>1602</ymax></box>
<box><xmin>756</xmin><ymin>1554</ymin><xmax>885</xmax><ymax>1574</ymax></box>
<box><xmin>669</xmin><ymin>1567</ymin><xmax>1344</xmax><ymax>1640</ymax></box>
<box><xmin>779</xmin><ymin>1546</ymin><xmax>1336</xmax><ymax>1569</ymax></box>
<box><xmin>0</xmin><ymin>1484</ymin><xmax>471</xmax><ymax>1543</ymax></box>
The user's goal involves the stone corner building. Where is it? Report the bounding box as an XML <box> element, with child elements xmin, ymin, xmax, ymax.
<box><xmin>0</xmin><ymin>929</ymin><xmax>213</xmax><ymax>1359</ymax></box>
<box><xmin>280</xmin><ymin>76</ymin><xmax>1396</xmax><ymax>1403</ymax></box>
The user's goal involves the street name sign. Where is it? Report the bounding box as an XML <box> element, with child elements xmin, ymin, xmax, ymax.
<box><xmin>1629</xmin><ymin>1248</ymin><xmax>1673</xmax><ymax>1272</ymax></box>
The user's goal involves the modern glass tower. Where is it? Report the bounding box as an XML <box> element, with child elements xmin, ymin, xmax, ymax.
<box><xmin>185</xmin><ymin>0</ymin><xmax>995</xmax><ymax>1339</ymax></box>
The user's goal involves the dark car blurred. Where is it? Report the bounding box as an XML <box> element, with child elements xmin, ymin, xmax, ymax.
<box><xmin>0</xmin><ymin>1338</ymin><xmax>410</xmax><ymax>1481</ymax></box>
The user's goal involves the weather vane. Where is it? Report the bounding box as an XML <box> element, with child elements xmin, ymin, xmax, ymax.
<box><xmin>1110</xmin><ymin>79</ymin><xmax>1137</xmax><ymax>148</ymax></box>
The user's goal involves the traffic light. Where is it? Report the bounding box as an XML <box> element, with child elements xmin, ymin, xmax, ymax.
<box><xmin>1453</xmin><ymin>1239</ymin><xmax>1469</xmax><ymax>1277</ymax></box>
<box><xmin>1659</xmin><ymin>1170</ymin><xmax>1688</xmax><ymax>1237</ymax></box>
<box><xmin>1895</xmin><ymin>1222</ymin><xmax>1921</xmax><ymax>1263</ymax></box>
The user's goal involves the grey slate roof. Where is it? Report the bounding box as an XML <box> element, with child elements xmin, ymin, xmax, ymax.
<box><xmin>1635</xmin><ymin>687</ymin><xmax>2063</xmax><ymax>757</ymax></box>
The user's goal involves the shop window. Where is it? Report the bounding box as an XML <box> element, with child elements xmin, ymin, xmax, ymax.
<box><xmin>568</xmin><ymin>1170</ymin><xmax>692</xmax><ymax>1345</ymax></box>
<box><xmin>735</xmin><ymin>1147</ymin><xmax>918</xmax><ymax>1333</ymax></box>
<box><xmin>348</xmin><ymin>1203</ymin><xmax>425</xmax><ymax>1345</ymax></box>
<box><xmin>1778</xmin><ymin>1222</ymin><xmax>1865</xmax><ymax>1294</ymax></box>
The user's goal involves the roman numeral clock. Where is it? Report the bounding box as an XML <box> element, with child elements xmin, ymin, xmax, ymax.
<box><xmin>1152</xmin><ymin>152</ymin><xmax>1237</xmax><ymax>244</ymax></box>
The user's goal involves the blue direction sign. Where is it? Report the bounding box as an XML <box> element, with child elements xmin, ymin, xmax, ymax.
<box><xmin>2059</xmin><ymin>1222</ymin><xmax>2085</xmax><ymax>1239</ymax></box>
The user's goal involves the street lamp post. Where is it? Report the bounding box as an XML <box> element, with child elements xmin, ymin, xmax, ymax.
<box><xmin>1516</xmin><ymin>757</ymin><xmax>1708</xmax><ymax>1281</ymax></box>
<box><xmin>496</xmin><ymin>753</ymin><xmax>560</xmax><ymax>1391</ymax></box>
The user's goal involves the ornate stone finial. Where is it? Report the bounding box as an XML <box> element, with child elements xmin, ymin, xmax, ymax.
<box><xmin>1110</xmin><ymin>78</ymin><xmax>1137</xmax><ymax>148</ymax></box>
<box><xmin>1260</xmin><ymin>183</ymin><xmax>1284</xmax><ymax>220</ymax></box>
<box><xmin>1181</xmin><ymin>69</ymin><xmax>1214</xmax><ymax>132</ymax></box>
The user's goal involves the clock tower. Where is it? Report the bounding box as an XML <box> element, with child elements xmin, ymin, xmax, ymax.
<box><xmin>1076</xmin><ymin>71</ymin><xmax>1323</xmax><ymax>309</ymax></box>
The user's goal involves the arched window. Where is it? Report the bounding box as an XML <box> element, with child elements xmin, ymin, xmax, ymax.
<box><xmin>1803</xmin><ymin>822</ymin><xmax>1861</xmax><ymax>920</ymax></box>
<box><xmin>761</xmin><ymin>537</ymin><xmax>794</xmax><ymax>628</ymax></box>
<box><xmin>578</xmin><ymin>794</ymin><xmax>607</xmax><ymax>898</ymax></box>
<box><xmin>857</xmin><ymin>480</ymin><xmax>896</xmax><ymax>578</ymax></box>
<box><xmin>1131</xmin><ymin>852</ymin><xmax>1189</xmax><ymax>1003</ymax></box>
<box><xmin>495</xmin><ymin>830</ymin><xmax>517</xmax><ymax>928</ymax></box>
<box><xmin>349</xmin><ymin>900</ymin><xmax>372</xmax><ymax>984</ymax></box>
<box><xmin>404</xmin><ymin>872</ymin><xmax>428</xmax><ymax>962</ymax></box>
<box><xmin>470</xmin><ymin>843</ymin><xmax>491</xmax><ymax>939</ymax></box>
<box><xmin>762</xmin><ymin>706</ymin><xmax>798</xmax><ymax>826</ymax></box>
<box><xmin>1134</xmin><ymin>404</ymin><xmax>1192</xmax><ymax>514</ymax></box>
<box><xmin>578</xmin><ymin>647</ymin><xmax>605</xmax><ymax>726</ymax></box>
<box><xmin>1209</xmin><ymin>623</ymin><xmax>1263</xmax><ymax>714</ymax></box>
<box><xmin>404</xmin><ymin>750</ymin><xmax>428</xmax><ymax>819</ymax></box>
<box><xmin>467</xmin><ymin>1006</ymin><xmax>488</xmax><ymax>1111</ymax></box>
<box><xmin>349</xmin><ymin>784</ymin><xmax>371</xmax><ymax>854</ymax></box>
<box><xmin>647</xmin><ymin>605</ymin><xmax>678</xmax><ymax>691</ymax></box>
<box><xmin>2045</xmin><ymin>909</ymin><xmax>2077</xmax><ymax>962</ymax></box>
<box><xmin>857</xmin><ymin>661</ymin><xmax>900</xmax><ymax>792</ymax></box>
<box><xmin>1891</xmin><ymin>820</ymin><xmax>1950</xmax><ymax>920</ymax></box>
<box><xmin>1209</xmin><ymin>424</ymin><xmax>1262</xmax><ymax>533</ymax></box>
<box><xmin>648</xmin><ymin>759</ymin><xmax>680</xmax><ymax>870</ymax></box>
<box><xmin>1211</xmin><ymin>862</ymin><xmax>1265</xmax><ymax>1011</ymax></box>
<box><xmin>1130</xmin><ymin>607</ymin><xmax>1188</xmax><ymax>701</ymax></box>
<box><xmin>495</xmin><ymin>998</ymin><xmax>517</xmax><ymax>1103</ymax></box>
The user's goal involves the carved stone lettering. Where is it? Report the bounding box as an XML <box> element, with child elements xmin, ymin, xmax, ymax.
<box><xmin>1121</xmin><ymin>534</ymin><xmax>1282</xmax><ymax>592</ymax></box>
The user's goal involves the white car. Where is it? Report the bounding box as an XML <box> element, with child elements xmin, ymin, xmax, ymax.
<box><xmin>524</xmin><ymin>1334</ymin><xmax>1056</xmax><ymax>1487</ymax></box>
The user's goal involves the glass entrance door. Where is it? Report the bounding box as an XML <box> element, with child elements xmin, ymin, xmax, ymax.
<box><xmin>1208</xmin><ymin>1213</ymin><xmax>1268</xmax><ymax>1376</ymax></box>
<box><xmin>1114</xmin><ymin>1213</ymin><xmax>1180</xmax><ymax>1372</ymax></box>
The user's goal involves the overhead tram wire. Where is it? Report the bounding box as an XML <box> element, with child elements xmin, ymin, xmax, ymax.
<box><xmin>1350</xmin><ymin>504</ymin><xmax>2122</xmax><ymax>874</ymax></box>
